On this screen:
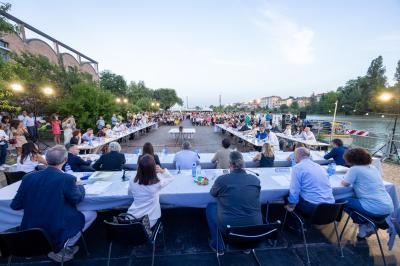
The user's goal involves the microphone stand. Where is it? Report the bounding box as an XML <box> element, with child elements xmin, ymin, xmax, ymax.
<box><xmin>245</xmin><ymin>168</ymin><xmax>260</xmax><ymax>176</ymax></box>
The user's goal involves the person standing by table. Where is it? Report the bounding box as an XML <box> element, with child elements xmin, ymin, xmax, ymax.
<box><xmin>341</xmin><ymin>148</ymin><xmax>394</xmax><ymax>238</ymax></box>
<box><xmin>51</xmin><ymin>114</ymin><xmax>62</xmax><ymax>145</ymax></box>
<box><xmin>324</xmin><ymin>138</ymin><xmax>348</xmax><ymax>166</ymax></box>
<box><xmin>128</xmin><ymin>154</ymin><xmax>174</xmax><ymax>227</ymax></box>
<box><xmin>62</xmin><ymin>116</ymin><xmax>75</xmax><ymax>145</ymax></box>
<box><xmin>211</xmin><ymin>138</ymin><xmax>232</xmax><ymax>169</ymax></box>
<box><xmin>283</xmin><ymin>124</ymin><xmax>292</xmax><ymax>136</ymax></box>
<box><xmin>96</xmin><ymin>116</ymin><xmax>105</xmax><ymax>131</ymax></box>
<box><xmin>285</xmin><ymin>147</ymin><xmax>334</xmax><ymax>216</ymax></box>
<box><xmin>0</xmin><ymin>124</ymin><xmax>9</xmax><ymax>170</ymax></box>
<box><xmin>11</xmin><ymin>120</ymin><xmax>28</xmax><ymax>156</ymax></box>
<box><xmin>253</xmin><ymin>143</ymin><xmax>275</xmax><ymax>167</ymax></box>
<box><xmin>266</xmin><ymin>128</ymin><xmax>280</xmax><ymax>151</ymax></box>
<box><xmin>25</xmin><ymin>113</ymin><xmax>37</xmax><ymax>142</ymax></box>
<box><xmin>10</xmin><ymin>145</ymin><xmax>97</xmax><ymax>263</ymax></box>
<box><xmin>111</xmin><ymin>114</ymin><xmax>118</xmax><ymax>127</ymax></box>
<box><xmin>206</xmin><ymin>151</ymin><xmax>262</xmax><ymax>253</ymax></box>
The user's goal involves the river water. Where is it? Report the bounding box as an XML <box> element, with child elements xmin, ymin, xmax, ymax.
<box><xmin>307</xmin><ymin>114</ymin><xmax>399</xmax><ymax>135</ymax></box>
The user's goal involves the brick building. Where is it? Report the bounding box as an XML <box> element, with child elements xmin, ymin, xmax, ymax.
<box><xmin>0</xmin><ymin>12</ymin><xmax>99</xmax><ymax>80</ymax></box>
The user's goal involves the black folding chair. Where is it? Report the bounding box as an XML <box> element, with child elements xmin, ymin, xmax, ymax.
<box><xmin>104</xmin><ymin>218</ymin><xmax>163</xmax><ymax>266</ymax></box>
<box><xmin>0</xmin><ymin>228</ymin><xmax>89</xmax><ymax>266</ymax></box>
<box><xmin>339</xmin><ymin>209</ymin><xmax>389</xmax><ymax>266</ymax></box>
<box><xmin>4</xmin><ymin>171</ymin><xmax>26</xmax><ymax>185</ymax></box>
<box><xmin>215</xmin><ymin>221</ymin><xmax>281</xmax><ymax>266</ymax></box>
<box><xmin>282</xmin><ymin>202</ymin><xmax>346</xmax><ymax>264</ymax></box>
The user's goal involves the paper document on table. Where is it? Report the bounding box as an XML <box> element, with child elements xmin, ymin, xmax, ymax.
<box><xmin>85</xmin><ymin>181</ymin><xmax>113</xmax><ymax>194</ymax></box>
<box><xmin>271</xmin><ymin>175</ymin><xmax>291</xmax><ymax>187</ymax></box>
<box><xmin>90</xmin><ymin>172</ymin><xmax>115</xmax><ymax>180</ymax></box>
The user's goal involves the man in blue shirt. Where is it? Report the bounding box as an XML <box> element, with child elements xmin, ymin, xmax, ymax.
<box><xmin>81</xmin><ymin>128</ymin><xmax>94</xmax><ymax>143</ymax></box>
<box><xmin>285</xmin><ymin>147</ymin><xmax>334</xmax><ymax>216</ymax></box>
<box><xmin>173</xmin><ymin>141</ymin><xmax>200</xmax><ymax>169</ymax></box>
<box><xmin>324</xmin><ymin>138</ymin><xmax>348</xmax><ymax>166</ymax></box>
<box><xmin>10</xmin><ymin>145</ymin><xmax>97</xmax><ymax>262</ymax></box>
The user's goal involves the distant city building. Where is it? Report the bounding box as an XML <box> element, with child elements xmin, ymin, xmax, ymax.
<box><xmin>314</xmin><ymin>93</ymin><xmax>325</xmax><ymax>102</ymax></box>
<box><xmin>260</xmin><ymin>96</ymin><xmax>281</xmax><ymax>109</ymax></box>
<box><xmin>296</xmin><ymin>97</ymin><xmax>310</xmax><ymax>108</ymax></box>
<box><xmin>0</xmin><ymin>12</ymin><xmax>99</xmax><ymax>80</ymax></box>
<box><xmin>277</xmin><ymin>97</ymin><xmax>294</xmax><ymax>107</ymax></box>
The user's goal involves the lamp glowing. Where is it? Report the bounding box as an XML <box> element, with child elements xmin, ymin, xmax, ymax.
<box><xmin>10</xmin><ymin>83</ymin><xmax>23</xmax><ymax>92</ymax></box>
<box><xmin>43</xmin><ymin>87</ymin><xmax>54</xmax><ymax>96</ymax></box>
<box><xmin>379</xmin><ymin>92</ymin><xmax>393</xmax><ymax>102</ymax></box>
<box><xmin>123</xmin><ymin>98</ymin><xmax>128</xmax><ymax>103</ymax></box>
<box><xmin>116</xmin><ymin>98</ymin><xmax>121</xmax><ymax>103</ymax></box>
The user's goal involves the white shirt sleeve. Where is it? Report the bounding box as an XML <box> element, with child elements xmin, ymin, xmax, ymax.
<box><xmin>158</xmin><ymin>169</ymin><xmax>174</xmax><ymax>188</ymax></box>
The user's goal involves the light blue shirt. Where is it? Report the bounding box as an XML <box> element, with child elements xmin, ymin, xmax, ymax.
<box><xmin>288</xmin><ymin>158</ymin><xmax>334</xmax><ymax>205</ymax></box>
<box><xmin>173</xmin><ymin>150</ymin><xmax>200</xmax><ymax>170</ymax></box>
<box><xmin>82</xmin><ymin>133</ymin><xmax>94</xmax><ymax>142</ymax></box>
<box><xmin>344</xmin><ymin>165</ymin><xmax>394</xmax><ymax>215</ymax></box>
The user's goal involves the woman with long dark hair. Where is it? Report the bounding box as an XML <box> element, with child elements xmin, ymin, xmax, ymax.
<box><xmin>138</xmin><ymin>142</ymin><xmax>161</xmax><ymax>166</ymax></box>
<box><xmin>128</xmin><ymin>154</ymin><xmax>173</xmax><ymax>227</ymax></box>
<box><xmin>16</xmin><ymin>142</ymin><xmax>47</xmax><ymax>173</ymax></box>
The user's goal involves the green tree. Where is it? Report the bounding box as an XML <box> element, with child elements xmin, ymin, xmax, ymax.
<box><xmin>290</xmin><ymin>101</ymin><xmax>299</xmax><ymax>110</ymax></box>
<box><xmin>100</xmin><ymin>70</ymin><xmax>128</xmax><ymax>96</ymax></box>
<box><xmin>0</xmin><ymin>3</ymin><xmax>19</xmax><ymax>35</ymax></box>
<box><xmin>153</xmin><ymin>88</ymin><xmax>183</xmax><ymax>110</ymax></box>
<box><xmin>279</xmin><ymin>104</ymin><xmax>289</xmax><ymax>113</ymax></box>
<box><xmin>127</xmin><ymin>81</ymin><xmax>153</xmax><ymax>102</ymax></box>
<box><xmin>395</xmin><ymin>60</ymin><xmax>400</xmax><ymax>84</ymax></box>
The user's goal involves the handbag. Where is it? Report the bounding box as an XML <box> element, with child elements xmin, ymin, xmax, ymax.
<box><xmin>112</xmin><ymin>213</ymin><xmax>152</xmax><ymax>236</ymax></box>
<box><xmin>9</xmin><ymin>138</ymin><xmax>16</xmax><ymax>145</ymax></box>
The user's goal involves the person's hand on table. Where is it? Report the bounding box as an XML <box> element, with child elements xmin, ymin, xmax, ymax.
<box><xmin>284</xmin><ymin>204</ymin><xmax>296</xmax><ymax>212</ymax></box>
<box><xmin>76</xmin><ymin>179</ymin><xmax>83</xmax><ymax>186</ymax></box>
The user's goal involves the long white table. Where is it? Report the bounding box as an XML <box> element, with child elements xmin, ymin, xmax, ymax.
<box><xmin>78</xmin><ymin>122</ymin><xmax>157</xmax><ymax>152</ymax></box>
<box><xmin>80</xmin><ymin>150</ymin><xmax>330</xmax><ymax>170</ymax></box>
<box><xmin>0</xmin><ymin>168</ymin><xmax>397</xmax><ymax>232</ymax></box>
<box><xmin>275</xmin><ymin>132</ymin><xmax>330</xmax><ymax>148</ymax></box>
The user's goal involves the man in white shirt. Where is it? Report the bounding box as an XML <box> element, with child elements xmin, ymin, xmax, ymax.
<box><xmin>301</xmin><ymin>127</ymin><xmax>316</xmax><ymax>142</ymax></box>
<box><xmin>266</xmin><ymin>128</ymin><xmax>280</xmax><ymax>151</ymax></box>
<box><xmin>25</xmin><ymin>113</ymin><xmax>37</xmax><ymax>141</ymax></box>
<box><xmin>173</xmin><ymin>141</ymin><xmax>200</xmax><ymax>170</ymax></box>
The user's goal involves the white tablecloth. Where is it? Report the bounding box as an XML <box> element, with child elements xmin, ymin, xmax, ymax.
<box><xmin>0</xmin><ymin>168</ymin><xmax>397</xmax><ymax>232</ymax></box>
<box><xmin>81</xmin><ymin>150</ymin><xmax>330</xmax><ymax>169</ymax></box>
<box><xmin>78</xmin><ymin>122</ymin><xmax>156</xmax><ymax>151</ymax></box>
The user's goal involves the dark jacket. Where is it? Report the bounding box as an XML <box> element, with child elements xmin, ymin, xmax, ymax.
<box><xmin>138</xmin><ymin>154</ymin><xmax>162</xmax><ymax>167</ymax></box>
<box><xmin>10</xmin><ymin>167</ymin><xmax>85</xmax><ymax>249</ymax></box>
<box><xmin>259</xmin><ymin>154</ymin><xmax>275</xmax><ymax>167</ymax></box>
<box><xmin>210</xmin><ymin>169</ymin><xmax>262</xmax><ymax>232</ymax></box>
<box><xmin>63</xmin><ymin>153</ymin><xmax>92</xmax><ymax>172</ymax></box>
<box><xmin>92</xmin><ymin>151</ymin><xmax>126</xmax><ymax>171</ymax></box>
<box><xmin>69</xmin><ymin>136</ymin><xmax>80</xmax><ymax>145</ymax></box>
<box><xmin>324</xmin><ymin>146</ymin><xmax>348</xmax><ymax>166</ymax></box>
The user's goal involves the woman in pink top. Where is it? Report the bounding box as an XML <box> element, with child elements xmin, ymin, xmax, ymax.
<box><xmin>51</xmin><ymin>114</ymin><xmax>61</xmax><ymax>145</ymax></box>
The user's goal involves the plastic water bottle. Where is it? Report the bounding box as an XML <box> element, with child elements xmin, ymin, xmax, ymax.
<box><xmin>192</xmin><ymin>162</ymin><xmax>197</xmax><ymax>177</ymax></box>
<box><xmin>327</xmin><ymin>163</ymin><xmax>336</xmax><ymax>176</ymax></box>
<box><xmin>64</xmin><ymin>163</ymin><xmax>73</xmax><ymax>174</ymax></box>
<box><xmin>291</xmin><ymin>158</ymin><xmax>296</xmax><ymax>167</ymax></box>
<box><xmin>196</xmin><ymin>165</ymin><xmax>202</xmax><ymax>176</ymax></box>
<box><xmin>89</xmin><ymin>138</ymin><xmax>93</xmax><ymax>146</ymax></box>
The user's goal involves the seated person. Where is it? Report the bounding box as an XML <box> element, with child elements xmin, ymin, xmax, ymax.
<box><xmin>238</xmin><ymin>122</ymin><xmax>250</xmax><ymax>132</ymax></box>
<box><xmin>207</xmin><ymin>151</ymin><xmax>262</xmax><ymax>252</ymax></box>
<box><xmin>81</xmin><ymin>128</ymin><xmax>94</xmax><ymax>143</ymax></box>
<box><xmin>285</xmin><ymin>147</ymin><xmax>334</xmax><ymax>216</ymax></box>
<box><xmin>70</xmin><ymin>130</ymin><xmax>82</xmax><ymax>145</ymax></box>
<box><xmin>255</xmin><ymin>126</ymin><xmax>267</xmax><ymax>140</ymax></box>
<box><xmin>324</xmin><ymin>138</ymin><xmax>348</xmax><ymax>166</ymax></box>
<box><xmin>271</xmin><ymin>123</ymin><xmax>280</xmax><ymax>133</ymax></box>
<box><xmin>16</xmin><ymin>142</ymin><xmax>47</xmax><ymax>173</ymax></box>
<box><xmin>128</xmin><ymin>154</ymin><xmax>174</xmax><ymax>227</ymax></box>
<box><xmin>300</xmin><ymin>127</ymin><xmax>316</xmax><ymax>142</ymax></box>
<box><xmin>211</xmin><ymin>138</ymin><xmax>232</xmax><ymax>169</ymax></box>
<box><xmin>97</xmin><ymin>127</ymin><xmax>107</xmax><ymax>137</ymax></box>
<box><xmin>173</xmin><ymin>141</ymin><xmax>200</xmax><ymax>170</ymax></box>
<box><xmin>104</xmin><ymin>124</ymin><xmax>112</xmax><ymax>137</ymax></box>
<box><xmin>10</xmin><ymin>145</ymin><xmax>97</xmax><ymax>263</ymax></box>
<box><xmin>63</xmin><ymin>144</ymin><xmax>94</xmax><ymax>172</ymax></box>
<box><xmin>253</xmin><ymin>143</ymin><xmax>275</xmax><ymax>167</ymax></box>
<box><xmin>93</xmin><ymin>142</ymin><xmax>126</xmax><ymax>171</ymax></box>
<box><xmin>248</xmin><ymin>124</ymin><xmax>259</xmax><ymax>137</ymax></box>
<box><xmin>283</xmin><ymin>124</ymin><xmax>292</xmax><ymax>136</ymax></box>
<box><xmin>138</xmin><ymin>142</ymin><xmax>162</xmax><ymax>167</ymax></box>
<box><xmin>266</xmin><ymin>128</ymin><xmax>280</xmax><ymax>151</ymax></box>
<box><xmin>341</xmin><ymin>148</ymin><xmax>394</xmax><ymax>238</ymax></box>
<box><xmin>286</xmin><ymin>143</ymin><xmax>306</xmax><ymax>166</ymax></box>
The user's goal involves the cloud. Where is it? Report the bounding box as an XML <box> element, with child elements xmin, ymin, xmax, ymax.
<box><xmin>253</xmin><ymin>7</ymin><xmax>315</xmax><ymax>64</ymax></box>
<box><xmin>211</xmin><ymin>58</ymin><xmax>253</xmax><ymax>68</ymax></box>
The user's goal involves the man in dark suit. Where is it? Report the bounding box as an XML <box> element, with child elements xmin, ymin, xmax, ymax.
<box><xmin>10</xmin><ymin>145</ymin><xmax>97</xmax><ymax>262</ymax></box>
<box><xmin>63</xmin><ymin>144</ymin><xmax>95</xmax><ymax>172</ymax></box>
<box><xmin>92</xmin><ymin>141</ymin><xmax>126</xmax><ymax>171</ymax></box>
<box><xmin>324</xmin><ymin>138</ymin><xmax>348</xmax><ymax>166</ymax></box>
<box><xmin>206</xmin><ymin>151</ymin><xmax>262</xmax><ymax>253</ymax></box>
